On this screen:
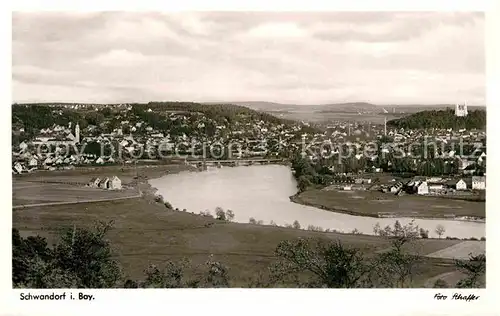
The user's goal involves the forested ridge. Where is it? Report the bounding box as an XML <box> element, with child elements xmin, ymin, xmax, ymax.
<box><xmin>387</xmin><ymin>109</ymin><xmax>486</xmax><ymax>130</ymax></box>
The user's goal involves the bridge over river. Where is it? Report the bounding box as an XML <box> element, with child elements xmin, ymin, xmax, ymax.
<box><xmin>185</xmin><ymin>158</ymin><xmax>288</xmax><ymax>169</ymax></box>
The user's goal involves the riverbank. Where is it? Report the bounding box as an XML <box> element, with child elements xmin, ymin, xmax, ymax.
<box><xmin>291</xmin><ymin>188</ymin><xmax>485</xmax><ymax>222</ymax></box>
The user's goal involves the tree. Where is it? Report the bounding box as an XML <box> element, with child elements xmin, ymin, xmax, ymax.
<box><xmin>249</xmin><ymin>217</ymin><xmax>257</xmax><ymax>224</ymax></box>
<box><xmin>373</xmin><ymin>220</ymin><xmax>422</xmax><ymax>287</ymax></box>
<box><xmin>270</xmin><ymin>238</ymin><xmax>370</xmax><ymax>288</ymax></box>
<box><xmin>455</xmin><ymin>253</ymin><xmax>486</xmax><ymax>288</ymax></box>
<box><xmin>292</xmin><ymin>220</ymin><xmax>301</xmax><ymax>230</ymax></box>
<box><xmin>215</xmin><ymin>207</ymin><xmax>226</xmax><ymax>221</ymax></box>
<box><xmin>435</xmin><ymin>225</ymin><xmax>446</xmax><ymax>239</ymax></box>
<box><xmin>419</xmin><ymin>228</ymin><xmax>429</xmax><ymax>239</ymax></box>
<box><xmin>225</xmin><ymin>210</ymin><xmax>235</xmax><ymax>222</ymax></box>
<box><xmin>12</xmin><ymin>221</ymin><xmax>121</xmax><ymax>288</ymax></box>
<box><xmin>51</xmin><ymin>221</ymin><xmax>122</xmax><ymax>288</ymax></box>
<box><xmin>204</xmin><ymin>256</ymin><xmax>230</xmax><ymax>287</ymax></box>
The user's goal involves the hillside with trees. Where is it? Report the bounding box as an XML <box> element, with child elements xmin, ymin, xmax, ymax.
<box><xmin>387</xmin><ymin>108</ymin><xmax>486</xmax><ymax>130</ymax></box>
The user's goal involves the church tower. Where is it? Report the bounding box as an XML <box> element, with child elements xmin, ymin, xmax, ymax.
<box><xmin>75</xmin><ymin>123</ymin><xmax>80</xmax><ymax>144</ymax></box>
<box><xmin>455</xmin><ymin>101</ymin><xmax>468</xmax><ymax>117</ymax></box>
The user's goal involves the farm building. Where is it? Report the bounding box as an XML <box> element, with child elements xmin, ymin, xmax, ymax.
<box><xmin>99</xmin><ymin>177</ymin><xmax>110</xmax><ymax>189</ymax></box>
<box><xmin>88</xmin><ymin>176</ymin><xmax>122</xmax><ymax>190</ymax></box>
<box><xmin>88</xmin><ymin>177</ymin><xmax>101</xmax><ymax>188</ymax></box>
<box><xmin>109</xmin><ymin>176</ymin><xmax>122</xmax><ymax>190</ymax></box>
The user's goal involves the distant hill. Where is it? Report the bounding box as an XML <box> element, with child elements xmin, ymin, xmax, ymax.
<box><xmin>387</xmin><ymin>108</ymin><xmax>486</xmax><ymax>130</ymax></box>
<box><xmin>211</xmin><ymin>101</ymin><xmax>486</xmax><ymax>114</ymax></box>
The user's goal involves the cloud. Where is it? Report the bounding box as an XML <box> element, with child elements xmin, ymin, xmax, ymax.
<box><xmin>88</xmin><ymin>49</ymin><xmax>148</xmax><ymax>67</ymax></box>
<box><xmin>246</xmin><ymin>22</ymin><xmax>309</xmax><ymax>38</ymax></box>
<box><xmin>12</xmin><ymin>12</ymin><xmax>485</xmax><ymax>105</ymax></box>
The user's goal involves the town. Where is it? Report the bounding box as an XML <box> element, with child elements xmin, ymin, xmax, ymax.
<box><xmin>12</xmin><ymin>101</ymin><xmax>486</xmax><ymax>203</ymax></box>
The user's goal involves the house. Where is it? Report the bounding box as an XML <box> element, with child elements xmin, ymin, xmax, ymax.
<box><xmin>472</xmin><ymin>176</ymin><xmax>486</xmax><ymax>190</ymax></box>
<box><xmin>427</xmin><ymin>177</ymin><xmax>443</xmax><ymax>183</ymax></box>
<box><xmin>109</xmin><ymin>176</ymin><xmax>122</xmax><ymax>190</ymax></box>
<box><xmin>390</xmin><ymin>182</ymin><xmax>403</xmax><ymax>193</ymax></box>
<box><xmin>463</xmin><ymin>163</ymin><xmax>478</xmax><ymax>175</ymax></box>
<box><xmin>99</xmin><ymin>177</ymin><xmax>110</xmax><ymax>189</ymax></box>
<box><xmin>88</xmin><ymin>177</ymin><xmax>101</xmax><ymax>188</ymax></box>
<box><xmin>19</xmin><ymin>141</ymin><xmax>28</xmax><ymax>151</ymax></box>
<box><xmin>417</xmin><ymin>181</ymin><xmax>429</xmax><ymax>195</ymax></box>
<box><xmin>13</xmin><ymin>162</ymin><xmax>23</xmax><ymax>174</ymax></box>
<box><xmin>447</xmin><ymin>178</ymin><xmax>472</xmax><ymax>191</ymax></box>
<box><xmin>28</xmin><ymin>157</ymin><xmax>38</xmax><ymax>167</ymax></box>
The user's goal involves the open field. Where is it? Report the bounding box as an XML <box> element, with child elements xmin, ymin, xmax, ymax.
<box><xmin>426</xmin><ymin>241</ymin><xmax>486</xmax><ymax>260</ymax></box>
<box><xmin>12</xmin><ymin>180</ymin><xmax>139</xmax><ymax>207</ymax></box>
<box><xmin>12</xmin><ymin>196</ymin><xmax>470</xmax><ymax>287</ymax></box>
<box><xmin>294</xmin><ymin>189</ymin><xmax>485</xmax><ymax>219</ymax></box>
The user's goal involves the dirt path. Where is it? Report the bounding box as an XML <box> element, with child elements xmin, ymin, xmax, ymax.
<box><xmin>424</xmin><ymin>271</ymin><xmax>464</xmax><ymax>288</ymax></box>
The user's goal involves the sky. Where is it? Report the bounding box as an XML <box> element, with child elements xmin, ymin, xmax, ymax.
<box><xmin>12</xmin><ymin>12</ymin><xmax>485</xmax><ymax>105</ymax></box>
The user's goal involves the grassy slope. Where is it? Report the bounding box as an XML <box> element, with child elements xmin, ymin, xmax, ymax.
<box><xmin>13</xmin><ymin>196</ymin><xmax>463</xmax><ymax>287</ymax></box>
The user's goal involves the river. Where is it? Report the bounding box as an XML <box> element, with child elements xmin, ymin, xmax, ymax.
<box><xmin>149</xmin><ymin>165</ymin><xmax>485</xmax><ymax>239</ymax></box>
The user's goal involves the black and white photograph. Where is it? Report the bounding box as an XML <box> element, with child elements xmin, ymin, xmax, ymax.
<box><xmin>11</xmin><ymin>10</ymin><xmax>489</xmax><ymax>293</ymax></box>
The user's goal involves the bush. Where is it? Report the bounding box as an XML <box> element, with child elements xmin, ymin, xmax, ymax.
<box><xmin>433</xmin><ymin>279</ymin><xmax>449</xmax><ymax>288</ymax></box>
<box><xmin>269</xmin><ymin>220</ymin><xmax>277</xmax><ymax>226</ymax></box>
<box><xmin>154</xmin><ymin>195</ymin><xmax>164</xmax><ymax>203</ymax></box>
<box><xmin>480</xmin><ymin>237</ymin><xmax>486</xmax><ymax>241</ymax></box>
<box><xmin>164</xmin><ymin>201</ymin><xmax>173</xmax><ymax>209</ymax></box>
<box><xmin>249</xmin><ymin>217</ymin><xmax>257</xmax><ymax>224</ymax></box>
<box><xmin>351</xmin><ymin>228</ymin><xmax>361</xmax><ymax>235</ymax></box>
